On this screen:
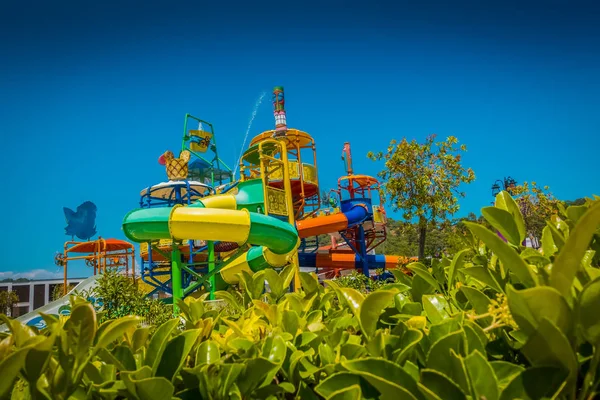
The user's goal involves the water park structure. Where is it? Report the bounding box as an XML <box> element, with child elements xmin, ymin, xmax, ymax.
<box><xmin>56</xmin><ymin>237</ymin><xmax>136</xmax><ymax>295</ymax></box>
<box><xmin>6</xmin><ymin>85</ymin><xmax>403</xmax><ymax>328</ymax></box>
<box><xmin>122</xmin><ymin>86</ymin><xmax>400</xmax><ymax>307</ymax></box>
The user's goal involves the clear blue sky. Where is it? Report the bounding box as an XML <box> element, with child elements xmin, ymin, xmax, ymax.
<box><xmin>1</xmin><ymin>0</ymin><xmax>599</xmax><ymax>279</ymax></box>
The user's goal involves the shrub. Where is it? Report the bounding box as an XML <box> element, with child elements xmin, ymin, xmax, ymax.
<box><xmin>0</xmin><ymin>290</ymin><xmax>18</xmax><ymax>315</ymax></box>
<box><xmin>75</xmin><ymin>269</ymin><xmax>172</xmax><ymax>326</ymax></box>
<box><xmin>1</xmin><ymin>192</ymin><xmax>599</xmax><ymax>399</ymax></box>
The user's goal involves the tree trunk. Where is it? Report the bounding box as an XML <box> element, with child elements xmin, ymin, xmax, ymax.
<box><xmin>418</xmin><ymin>216</ymin><xmax>427</xmax><ymax>261</ymax></box>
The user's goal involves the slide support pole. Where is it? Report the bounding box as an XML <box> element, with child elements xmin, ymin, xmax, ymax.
<box><xmin>208</xmin><ymin>241</ymin><xmax>216</xmax><ymax>300</ymax></box>
<box><xmin>171</xmin><ymin>246</ymin><xmax>183</xmax><ymax>315</ymax></box>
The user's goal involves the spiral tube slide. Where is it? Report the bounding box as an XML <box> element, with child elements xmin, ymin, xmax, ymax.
<box><xmin>295</xmin><ymin>203</ymin><xmax>368</xmax><ymax>238</ymax></box>
<box><xmin>122</xmin><ymin>194</ymin><xmax>300</xmax><ymax>284</ymax></box>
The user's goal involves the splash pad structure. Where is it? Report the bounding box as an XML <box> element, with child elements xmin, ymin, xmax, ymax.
<box><xmin>122</xmin><ymin>86</ymin><xmax>400</xmax><ymax>308</ymax></box>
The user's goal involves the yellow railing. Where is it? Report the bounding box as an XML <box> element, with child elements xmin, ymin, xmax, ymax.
<box><xmin>270</xmin><ymin>160</ymin><xmax>317</xmax><ymax>185</ymax></box>
<box><xmin>140</xmin><ymin>239</ymin><xmax>175</xmax><ymax>255</ymax></box>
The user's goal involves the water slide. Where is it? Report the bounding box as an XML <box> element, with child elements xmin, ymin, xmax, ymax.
<box><xmin>296</xmin><ymin>201</ymin><xmax>399</xmax><ymax>270</ymax></box>
<box><xmin>122</xmin><ymin>180</ymin><xmax>300</xmax><ymax>284</ymax></box>
<box><xmin>296</xmin><ymin>202</ymin><xmax>369</xmax><ymax>237</ymax></box>
<box><xmin>0</xmin><ymin>275</ymin><xmax>101</xmax><ymax>331</ymax></box>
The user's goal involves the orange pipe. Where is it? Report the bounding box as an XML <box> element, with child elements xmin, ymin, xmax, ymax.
<box><xmin>314</xmin><ymin>252</ymin><xmax>400</xmax><ymax>270</ymax></box>
<box><xmin>296</xmin><ymin>213</ymin><xmax>349</xmax><ymax>238</ymax></box>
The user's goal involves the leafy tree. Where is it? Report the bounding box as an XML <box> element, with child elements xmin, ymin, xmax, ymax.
<box><xmin>86</xmin><ymin>270</ymin><xmax>172</xmax><ymax>326</ymax></box>
<box><xmin>0</xmin><ymin>290</ymin><xmax>18</xmax><ymax>315</ymax></box>
<box><xmin>368</xmin><ymin>134</ymin><xmax>475</xmax><ymax>260</ymax></box>
<box><xmin>51</xmin><ymin>283</ymin><xmax>77</xmax><ymax>301</ymax></box>
<box><xmin>508</xmin><ymin>181</ymin><xmax>560</xmax><ymax>242</ymax></box>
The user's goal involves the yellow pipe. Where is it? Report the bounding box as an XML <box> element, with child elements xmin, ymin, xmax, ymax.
<box><xmin>199</xmin><ymin>194</ymin><xmax>237</xmax><ymax>210</ymax></box>
<box><xmin>169</xmin><ymin>205</ymin><xmax>251</xmax><ymax>243</ymax></box>
<box><xmin>279</xmin><ymin>141</ymin><xmax>301</xmax><ymax>291</ymax></box>
<box><xmin>220</xmin><ymin>252</ymin><xmax>253</xmax><ymax>283</ymax></box>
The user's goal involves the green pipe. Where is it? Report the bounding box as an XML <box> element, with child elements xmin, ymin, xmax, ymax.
<box><xmin>171</xmin><ymin>247</ymin><xmax>182</xmax><ymax>315</ymax></box>
<box><xmin>208</xmin><ymin>241</ymin><xmax>215</xmax><ymax>300</ymax></box>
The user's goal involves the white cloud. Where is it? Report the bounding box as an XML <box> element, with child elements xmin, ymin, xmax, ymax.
<box><xmin>0</xmin><ymin>269</ymin><xmax>64</xmax><ymax>280</ymax></box>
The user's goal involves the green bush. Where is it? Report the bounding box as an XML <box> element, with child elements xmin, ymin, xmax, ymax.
<box><xmin>1</xmin><ymin>192</ymin><xmax>599</xmax><ymax>399</ymax></box>
<box><xmin>76</xmin><ymin>270</ymin><xmax>172</xmax><ymax>326</ymax></box>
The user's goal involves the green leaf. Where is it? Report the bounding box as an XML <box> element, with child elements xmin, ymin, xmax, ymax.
<box><xmin>520</xmin><ymin>248</ymin><xmax>551</xmax><ymax>266</ymax></box>
<box><xmin>196</xmin><ymin>340</ymin><xmax>220</xmax><ymax>366</ymax></box>
<box><xmin>181</xmin><ymin>296</ymin><xmax>205</xmax><ymax>323</ymax></box>
<box><xmin>462</xmin><ymin>267</ymin><xmax>503</xmax><ymax>293</ymax></box>
<box><xmin>447</xmin><ymin>249</ymin><xmax>470</xmax><ymax>290</ymax></box>
<box><xmin>427</xmin><ymin>331</ymin><xmax>467</xmax><ymax>377</ymax></box>
<box><xmin>550</xmin><ymin>201</ymin><xmax>600</xmax><ymax>302</ymax></box>
<box><xmin>422</xmin><ymin>295</ymin><xmax>450</xmax><ymax>324</ymax></box>
<box><xmin>547</xmin><ymin>222</ymin><xmax>566</xmax><ymax>250</ymax></box>
<box><xmin>506</xmin><ymin>285</ymin><xmax>572</xmax><ymax>338</ymax></box>
<box><xmin>494</xmin><ymin>191</ymin><xmax>526</xmax><ymax>244</ymax></box>
<box><xmin>393</xmin><ymin>329</ymin><xmax>423</xmax><ymax>365</ymax></box>
<box><xmin>214</xmin><ymin>291</ymin><xmax>245</xmax><ymax>314</ymax></box>
<box><xmin>463</xmin><ymin>323</ymin><xmax>486</xmax><ymax>355</ymax></box>
<box><xmin>482</xmin><ymin>207</ymin><xmax>522</xmax><ymax>246</ymax></box>
<box><xmin>237</xmin><ymin>357</ymin><xmax>280</xmax><ymax>395</ymax></box>
<box><xmin>566</xmin><ymin>205</ymin><xmax>587</xmax><ymax>223</ymax></box>
<box><xmin>360</xmin><ymin>289</ymin><xmax>399</xmax><ymax>339</ymax></box>
<box><xmin>156</xmin><ymin>329</ymin><xmax>201</xmax><ymax>382</ymax></box>
<box><xmin>252</xmin><ymin>382</ymin><xmax>297</xmax><ymax>399</ymax></box>
<box><xmin>429</xmin><ymin>318</ymin><xmax>462</xmax><ymax>345</ymax></box>
<box><xmin>407</xmin><ymin>263</ymin><xmax>441</xmax><ymax>292</ymax></box>
<box><xmin>65</xmin><ymin>302</ymin><xmax>97</xmax><ymax>363</ymax></box>
<box><xmin>282</xmin><ymin>310</ymin><xmax>300</xmax><ymax>337</ymax></box>
<box><xmin>263</xmin><ymin>269</ymin><xmax>285</xmax><ymax>300</ymax></box>
<box><xmin>319</xmin><ymin>342</ymin><xmax>335</xmax><ymax>366</ymax></box>
<box><xmin>262</xmin><ymin>335</ymin><xmax>287</xmax><ymax>364</ymax></box>
<box><xmin>463</xmin><ymin>350</ymin><xmax>499</xmax><ymax>400</ymax></box>
<box><xmin>404</xmin><ymin>360</ymin><xmax>420</xmax><ymax>382</ymax></box>
<box><xmin>112</xmin><ymin>344</ymin><xmax>137</xmax><ymax>371</ymax></box>
<box><xmin>402</xmin><ymin>302</ymin><xmax>423</xmax><ymax>316</ymax></box>
<box><xmin>578</xmin><ymin>276</ymin><xmax>600</xmax><ymax>343</ymax></box>
<box><xmin>499</xmin><ymin>366</ymin><xmax>567</xmax><ymax>400</ymax></box>
<box><xmin>490</xmin><ymin>361</ymin><xmax>524</xmax><ymax>391</ymax></box>
<box><xmin>134</xmin><ymin>377</ymin><xmax>175</xmax><ymax>400</ymax></box>
<box><xmin>464</xmin><ymin>222</ymin><xmax>536</xmax><ymax>287</ymax></box>
<box><xmin>419</xmin><ymin>369</ymin><xmax>467</xmax><ymax>400</ymax></box>
<box><xmin>131</xmin><ymin>327</ymin><xmax>152</xmax><ymax>353</ymax></box>
<box><xmin>328</xmin><ymin>385</ymin><xmax>363</xmax><ymax>400</ymax></box>
<box><xmin>279</xmin><ymin>264</ymin><xmax>297</xmax><ymax>291</ymax></box>
<box><xmin>541</xmin><ymin>226</ymin><xmax>558</xmax><ymax>257</ymax></box>
<box><xmin>411</xmin><ymin>275</ymin><xmax>436</xmax><ymax>304</ymax></box>
<box><xmin>459</xmin><ymin>286</ymin><xmax>491</xmax><ymax>316</ymax></box>
<box><xmin>315</xmin><ymin>372</ymin><xmax>370</xmax><ymax>398</ymax></box>
<box><xmin>0</xmin><ymin>347</ymin><xmax>30</xmax><ymax>399</ymax></box>
<box><xmin>521</xmin><ymin>318</ymin><xmax>577</xmax><ymax>391</ymax></box>
<box><xmin>334</xmin><ymin>286</ymin><xmax>364</xmax><ymax>317</ymax></box>
<box><xmin>144</xmin><ymin>318</ymin><xmax>179</xmax><ymax>373</ymax></box>
<box><xmin>341</xmin><ymin>358</ymin><xmax>423</xmax><ymax>400</ymax></box>
<box><xmin>95</xmin><ymin>315</ymin><xmax>141</xmax><ymax>352</ymax></box>
<box><xmin>299</xmin><ymin>272</ymin><xmax>319</xmax><ymax>295</ymax></box>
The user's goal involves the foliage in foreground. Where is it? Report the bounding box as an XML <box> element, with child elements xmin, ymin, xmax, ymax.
<box><xmin>1</xmin><ymin>192</ymin><xmax>600</xmax><ymax>400</ymax></box>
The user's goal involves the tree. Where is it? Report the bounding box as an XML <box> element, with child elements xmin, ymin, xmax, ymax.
<box><xmin>368</xmin><ymin>134</ymin><xmax>475</xmax><ymax>260</ymax></box>
<box><xmin>508</xmin><ymin>181</ymin><xmax>560</xmax><ymax>242</ymax></box>
<box><xmin>0</xmin><ymin>290</ymin><xmax>19</xmax><ymax>315</ymax></box>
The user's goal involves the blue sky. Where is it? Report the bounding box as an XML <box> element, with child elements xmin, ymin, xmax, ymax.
<box><xmin>1</xmin><ymin>0</ymin><xmax>599</xmax><ymax>279</ymax></box>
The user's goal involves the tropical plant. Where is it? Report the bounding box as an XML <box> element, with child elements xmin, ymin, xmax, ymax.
<box><xmin>1</xmin><ymin>192</ymin><xmax>599</xmax><ymax>400</ymax></box>
<box><xmin>368</xmin><ymin>134</ymin><xmax>475</xmax><ymax>260</ymax></box>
